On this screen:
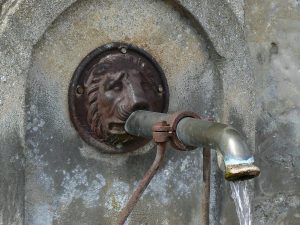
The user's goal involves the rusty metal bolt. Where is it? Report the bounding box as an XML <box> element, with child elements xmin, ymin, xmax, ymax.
<box><xmin>76</xmin><ymin>85</ymin><xmax>84</xmax><ymax>95</ymax></box>
<box><xmin>120</xmin><ymin>47</ymin><xmax>127</xmax><ymax>54</ymax></box>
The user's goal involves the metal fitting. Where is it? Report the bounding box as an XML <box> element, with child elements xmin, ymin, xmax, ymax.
<box><xmin>152</xmin><ymin>121</ymin><xmax>172</xmax><ymax>143</ymax></box>
<box><xmin>166</xmin><ymin>111</ymin><xmax>200</xmax><ymax>150</ymax></box>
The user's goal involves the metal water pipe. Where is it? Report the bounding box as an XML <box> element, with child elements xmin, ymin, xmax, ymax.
<box><xmin>125</xmin><ymin>110</ymin><xmax>260</xmax><ymax>181</ymax></box>
<box><xmin>117</xmin><ymin>110</ymin><xmax>260</xmax><ymax>224</ymax></box>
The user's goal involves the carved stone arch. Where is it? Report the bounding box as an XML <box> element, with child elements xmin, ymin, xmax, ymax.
<box><xmin>0</xmin><ymin>1</ymin><xmax>254</xmax><ymax>224</ymax></box>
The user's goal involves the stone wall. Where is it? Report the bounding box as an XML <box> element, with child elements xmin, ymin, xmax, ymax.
<box><xmin>0</xmin><ymin>0</ymin><xmax>298</xmax><ymax>225</ymax></box>
<box><xmin>246</xmin><ymin>1</ymin><xmax>300</xmax><ymax>224</ymax></box>
<box><xmin>220</xmin><ymin>1</ymin><xmax>300</xmax><ymax>224</ymax></box>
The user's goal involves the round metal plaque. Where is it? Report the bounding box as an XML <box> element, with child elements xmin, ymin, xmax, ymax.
<box><xmin>69</xmin><ymin>43</ymin><xmax>169</xmax><ymax>153</ymax></box>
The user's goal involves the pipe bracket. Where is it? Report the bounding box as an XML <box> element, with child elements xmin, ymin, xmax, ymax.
<box><xmin>167</xmin><ymin>111</ymin><xmax>200</xmax><ymax>151</ymax></box>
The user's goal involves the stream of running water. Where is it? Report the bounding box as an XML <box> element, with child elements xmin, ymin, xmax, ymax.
<box><xmin>230</xmin><ymin>181</ymin><xmax>253</xmax><ymax>225</ymax></box>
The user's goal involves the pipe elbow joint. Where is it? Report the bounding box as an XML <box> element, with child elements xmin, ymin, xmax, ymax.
<box><xmin>176</xmin><ymin>117</ymin><xmax>260</xmax><ymax>181</ymax></box>
<box><xmin>217</xmin><ymin>126</ymin><xmax>253</xmax><ymax>165</ymax></box>
<box><xmin>215</xmin><ymin>126</ymin><xmax>260</xmax><ymax>181</ymax></box>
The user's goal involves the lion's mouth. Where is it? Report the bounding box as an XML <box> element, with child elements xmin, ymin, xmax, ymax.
<box><xmin>107</xmin><ymin>122</ymin><xmax>134</xmax><ymax>146</ymax></box>
<box><xmin>108</xmin><ymin>122</ymin><xmax>126</xmax><ymax>134</ymax></box>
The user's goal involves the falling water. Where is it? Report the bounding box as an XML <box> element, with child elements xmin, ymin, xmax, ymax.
<box><xmin>230</xmin><ymin>181</ymin><xmax>252</xmax><ymax>225</ymax></box>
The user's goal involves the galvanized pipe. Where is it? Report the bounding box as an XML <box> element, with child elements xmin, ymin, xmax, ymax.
<box><xmin>176</xmin><ymin>117</ymin><xmax>252</xmax><ymax>162</ymax></box>
<box><xmin>125</xmin><ymin>110</ymin><xmax>260</xmax><ymax>181</ymax></box>
<box><xmin>176</xmin><ymin>117</ymin><xmax>260</xmax><ymax>180</ymax></box>
<box><xmin>125</xmin><ymin>111</ymin><xmax>169</xmax><ymax>139</ymax></box>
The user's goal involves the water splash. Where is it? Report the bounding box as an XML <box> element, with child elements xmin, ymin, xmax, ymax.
<box><xmin>230</xmin><ymin>181</ymin><xmax>252</xmax><ymax>225</ymax></box>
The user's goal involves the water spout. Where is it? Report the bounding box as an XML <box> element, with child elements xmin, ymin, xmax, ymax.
<box><xmin>176</xmin><ymin>117</ymin><xmax>260</xmax><ymax>181</ymax></box>
<box><xmin>125</xmin><ymin>110</ymin><xmax>260</xmax><ymax>181</ymax></box>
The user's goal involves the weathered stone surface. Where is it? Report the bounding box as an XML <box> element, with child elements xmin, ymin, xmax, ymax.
<box><xmin>24</xmin><ymin>1</ymin><xmax>223</xmax><ymax>224</ymax></box>
<box><xmin>245</xmin><ymin>1</ymin><xmax>300</xmax><ymax>224</ymax></box>
<box><xmin>0</xmin><ymin>113</ymin><xmax>24</xmax><ymax>225</ymax></box>
<box><xmin>0</xmin><ymin>0</ymin><xmax>257</xmax><ymax>225</ymax></box>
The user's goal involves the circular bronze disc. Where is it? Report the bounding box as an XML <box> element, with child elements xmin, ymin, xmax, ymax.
<box><xmin>68</xmin><ymin>42</ymin><xmax>169</xmax><ymax>153</ymax></box>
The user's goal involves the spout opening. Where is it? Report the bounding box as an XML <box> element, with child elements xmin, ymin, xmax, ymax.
<box><xmin>225</xmin><ymin>164</ymin><xmax>260</xmax><ymax>181</ymax></box>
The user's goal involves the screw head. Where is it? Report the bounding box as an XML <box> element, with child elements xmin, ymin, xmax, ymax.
<box><xmin>76</xmin><ymin>85</ymin><xmax>84</xmax><ymax>95</ymax></box>
<box><xmin>158</xmin><ymin>85</ymin><xmax>164</xmax><ymax>93</ymax></box>
<box><xmin>120</xmin><ymin>47</ymin><xmax>127</xmax><ymax>54</ymax></box>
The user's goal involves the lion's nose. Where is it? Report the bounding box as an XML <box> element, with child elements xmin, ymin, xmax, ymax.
<box><xmin>131</xmin><ymin>102</ymin><xmax>149</xmax><ymax>112</ymax></box>
<box><xmin>127</xmin><ymin>81</ymin><xmax>150</xmax><ymax>112</ymax></box>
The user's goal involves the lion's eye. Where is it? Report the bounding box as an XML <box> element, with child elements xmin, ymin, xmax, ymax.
<box><xmin>113</xmin><ymin>83</ymin><xmax>122</xmax><ymax>91</ymax></box>
<box><xmin>108</xmin><ymin>82</ymin><xmax>122</xmax><ymax>91</ymax></box>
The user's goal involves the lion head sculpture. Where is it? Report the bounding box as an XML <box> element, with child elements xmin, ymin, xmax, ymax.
<box><xmin>84</xmin><ymin>53</ymin><xmax>161</xmax><ymax>146</ymax></box>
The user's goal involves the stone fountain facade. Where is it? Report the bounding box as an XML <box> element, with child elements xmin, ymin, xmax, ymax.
<box><xmin>0</xmin><ymin>0</ymin><xmax>298</xmax><ymax>224</ymax></box>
